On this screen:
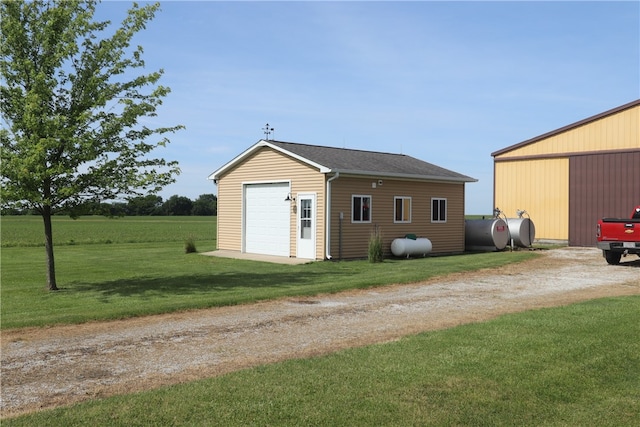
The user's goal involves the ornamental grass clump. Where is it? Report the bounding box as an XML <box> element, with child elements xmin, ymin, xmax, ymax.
<box><xmin>184</xmin><ymin>236</ymin><xmax>197</xmax><ymax>254</ymax></box>
<box><xmin>368</xmin><ymin>226</ymin><xmax>384</xmax><ymax>263</ymax></box>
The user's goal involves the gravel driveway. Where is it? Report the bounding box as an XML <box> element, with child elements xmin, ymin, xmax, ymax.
<box><xmin>1</xmin><ymin>247</ymin><xmax>638</xmax><ymax>418</ymax></box>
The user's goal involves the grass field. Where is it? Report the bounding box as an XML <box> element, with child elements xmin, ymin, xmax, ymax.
<box><xmin>1</xmin><ymin>215</ymin><xmax>538</xmax><ymax>329</ymax></box>
<box><xmin>2</xmin><ymin>216</ymin><xmax>638</xmax><ymax>425</ymax></box>
<box><xmin>0</xmin><ymin>215</ymin><xmax>216</xmax><ymax>247</ymax></box>
<box><xmin>4</xmin><ymin>296</ymin><xmax>639</xmax><ymax>426</ymax></box>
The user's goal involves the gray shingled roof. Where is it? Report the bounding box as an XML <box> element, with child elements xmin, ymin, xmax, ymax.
<box><xmin>268</xmin><ymin>140</ymin><xmax>476</xmax><ymax>182</ymax></box>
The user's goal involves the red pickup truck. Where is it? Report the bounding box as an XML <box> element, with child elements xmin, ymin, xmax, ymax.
<box><xmin>596</xmin><ymin>205</ymin><xmax>640</xmax><ymax>265</ymax></box>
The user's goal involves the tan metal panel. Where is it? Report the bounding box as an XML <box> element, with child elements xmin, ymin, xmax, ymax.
<box><xmin>494</xmin><ymin>158</ymin><xmax>569</xmax><ymax>240</ymax></box>
<box><xmin>495</xmin><ymin>105</ymin><xmax>639</xmax><ymax>159</ymax></box>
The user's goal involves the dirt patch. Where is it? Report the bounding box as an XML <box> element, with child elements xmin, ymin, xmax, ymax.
<box><xmin>1</xmin><ymin>247</ymin><xmax>638</xmax><ymax>418</ymax></box>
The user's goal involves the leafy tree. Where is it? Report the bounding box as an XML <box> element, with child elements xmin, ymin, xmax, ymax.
<box><xmin>0</xmin><ymin>0</ymin><xmax>183</xmax><ymax>290</ymax></box>
<box><xmin>163</xmin><ymin>195</ymin><xmax>193</xmax><ymax>216</ymax></box>
<box><xmin>127</xmin><ymin>195</ymin><xmax>163</xmax><ymax>216</ymax></box>
<box><xmin>192</xmin><ymin>193</ymin><xmax>217</xmax><ymax>216</ymax></box>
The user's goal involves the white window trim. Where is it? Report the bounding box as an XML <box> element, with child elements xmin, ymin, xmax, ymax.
<box><xmin>394</xmin><ymin>196</ymin><xmax>412</xmax><ymax>224</ymax></box>
<box><xmin>431</xmin><ymin>197</ymin><xmax>447</xmax><ymax>223</ymax></box>
<box><xmin>351</xmin><ymin>194</ymin><xmax>372</xmax><ymax>223</ymax></box>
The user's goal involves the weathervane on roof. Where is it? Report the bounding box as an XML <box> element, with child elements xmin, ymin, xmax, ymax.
<box><xmin>262</xmin><ymin>123</ymin><xmax>274</xmax><ymax>140</ymax></box>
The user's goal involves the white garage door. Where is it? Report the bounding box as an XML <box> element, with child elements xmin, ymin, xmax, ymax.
<box><xmin>245</xmin><ymin>183</ymin><xmax>290</xmax><ymax>256</ymax></box>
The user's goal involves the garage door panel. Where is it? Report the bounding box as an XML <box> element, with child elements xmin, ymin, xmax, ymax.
<box><xmin>245</xmin><ymin>183</ymin><xmax>290</xmax><ymax>256</ymax></box>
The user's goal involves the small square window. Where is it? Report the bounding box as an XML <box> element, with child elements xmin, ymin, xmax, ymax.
<box><xmin>431</xmin><ymin>198</ymin><xmax>447</xmax><ymax>223</ymax></box>
<box><xmin>394</xmin><ymin>197</ymin><xmax>411</xmax><ymax>223</ymax></box>
<box><xmin>352</xmin><ymin>195</ymin><xmax>371</xmax><ymax>223</ymax></box>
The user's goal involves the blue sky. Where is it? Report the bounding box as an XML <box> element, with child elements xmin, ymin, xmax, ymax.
<box><xmin>98</xmin><ymin>1</ymin><xmax>639</xmax><ymax>214</ymax></box>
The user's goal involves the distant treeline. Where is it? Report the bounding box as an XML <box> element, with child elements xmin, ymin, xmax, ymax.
<box><xmin>2</xmin><ymin>194</ymin><xmax>217</xmax><ymax>217</ymax></box>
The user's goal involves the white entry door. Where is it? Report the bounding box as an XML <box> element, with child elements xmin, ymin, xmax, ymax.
<box><xmin>296</xmin><ymin>194</ymin><xmax>316</xmax><ymax>259</ymax></box>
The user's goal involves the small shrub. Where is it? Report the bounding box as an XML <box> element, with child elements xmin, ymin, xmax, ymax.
<box><xmin>368</xmin><ymin>225</ymin><xmax>384</xmax><ymax>263</ymax></box>
<box><xmin>184</xmin><ymin>236</ymin><xmax>197</xmax><ymax>254</ymax></box>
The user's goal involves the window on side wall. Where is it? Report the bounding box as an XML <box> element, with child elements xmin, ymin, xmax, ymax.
<box><xmin>394</xmin><ymin>196</ymin><xmax>411</xmax><ymax>223</ymax></box>
<box><xmin>431</xmin><ymin>198</ymin><xmax>447</xmax><ymax>223</ymax></box>
<box><xmin>352</xmin><ymin>195</ymin><xmax>371</xmax><ymax>223</ymax></box>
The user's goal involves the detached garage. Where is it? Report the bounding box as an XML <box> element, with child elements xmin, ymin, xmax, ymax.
<box><xmin>492</xmin><ymin>99</ymin><xmax>640</xmax><ymax>246</ymax></box>
<box><xmin>209</xmin><ymin>140</ymin><xmax>476</xmax><ymax>260</ymax></box>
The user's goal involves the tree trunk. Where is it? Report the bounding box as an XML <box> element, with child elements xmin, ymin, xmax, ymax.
<box><xmin>42</xmin><ymin>207</ymin><xmax>59</xmax><ymax>291</ymax></box>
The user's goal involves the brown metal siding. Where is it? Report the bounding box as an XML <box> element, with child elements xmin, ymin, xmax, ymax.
<box><xmin>569</xmin><ymin>150</ymin><xmax>640</xmax><ymax>246</ymax></box>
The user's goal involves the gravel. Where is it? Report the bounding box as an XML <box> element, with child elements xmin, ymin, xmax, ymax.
<box><xmin>1</xmin><ymin>247</ymin><xmax>638</xmax><ymax>418</ymax></box>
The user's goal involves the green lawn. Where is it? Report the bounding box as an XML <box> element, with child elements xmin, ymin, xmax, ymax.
<box><xmin>1</xmin><ymin>215</ymin><xmax>539</xmax><ymax>329</ymax></box>
<box><xmin>1</xmin><ymin>244</ymin><xmax>537</xmax><ymax>329</ymax></box>
<box><xmin>4</xmin><ymin>296</ymin><xmax>639</xmax><ymax>426</ymax></box>
<box><xmin>3</xmin><ymin>216</ymin><xmax>637</xmax><ymax>425</ymax></box>
<box><xmin>1</xmin><ymin>215</ymin><xmax>216</xmax><ymax>247</ymax></box>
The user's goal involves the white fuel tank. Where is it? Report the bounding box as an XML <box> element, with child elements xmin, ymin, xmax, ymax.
<box><xmin>391</xmin><ymin>237</ymin><xmax>432</xmax><ymax>258</ymax></box>
<box><xmin>506</xmin><ymin>218</ymin><xmax>536</xmax><ymax>247</ymax></box>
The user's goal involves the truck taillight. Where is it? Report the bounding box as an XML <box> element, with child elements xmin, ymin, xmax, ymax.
<box><xmin>596</xmin><ymin>223</ymin><xmax>601</xmax><ymax>238</ymax></box>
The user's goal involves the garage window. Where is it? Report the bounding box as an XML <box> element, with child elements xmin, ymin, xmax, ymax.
<box><xmin>352</xmin><ymin>195</ymin><xmax>371</xmax><ymax>223</ymax></box>
<box><xmin>431</xmin><ymin>198</ymin><xmax>447</xmax><ymax>223</ymax></box>
<box><xmin>394</xmin><ymin>197</ymin><xmax>411</xmax><ymax>223</ymax></box>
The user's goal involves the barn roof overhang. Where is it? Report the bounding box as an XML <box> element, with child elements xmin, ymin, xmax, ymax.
<box><xmin>491</xmin><ymin>99</ymin><xmax>640</xmax><ymax>158</ymax></box>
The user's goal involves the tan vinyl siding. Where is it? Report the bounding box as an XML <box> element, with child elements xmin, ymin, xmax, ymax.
<box><xmin>216</xmin><ymin>180</ymin><xmax>243</xmax><ymax>251</ymax></box>
<box><xmin>329</xmin><ymin>176</ymin><xmax>466</xmax><ymax>259</ymax></box>
<box><xmin>216</xmin><ymin>147</ymin><xmax>326</xmax><ymax>258</ymax></box>
<box><xmin>496</xmin><ymin>105</ymin><xmax>639</xmax><ymax>159</ymax></box>
<box><xmin>494</xmin><ymin>158</ymin><xmax>569</xmax><ymax>240</ymax></box>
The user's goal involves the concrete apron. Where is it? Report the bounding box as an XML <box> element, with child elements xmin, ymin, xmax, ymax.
<box><xmin>201</xmin><ymin>250</ymin><xmax>314</xmax><ymax>265</ymax></box>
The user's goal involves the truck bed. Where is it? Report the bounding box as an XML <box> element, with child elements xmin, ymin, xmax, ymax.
<box><xmin>600</xmin><ymin>218</ymin><xmax>640</xmax><ymax>223</ymax></box>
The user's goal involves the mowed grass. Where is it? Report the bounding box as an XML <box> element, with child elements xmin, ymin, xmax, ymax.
<box><xmin>1</xmin><ymin>215</ymin><xmax>215</xmax><ymax>247</ymax></box>
<box><xmin>1</xmin><ymin>215</ymin><xmax>539</xmax><ymax>329</ymax></box>
<box><xmin>4</xmin><ymin>296</ymin><xmax>639</xmax><ymax>426</ymax></box>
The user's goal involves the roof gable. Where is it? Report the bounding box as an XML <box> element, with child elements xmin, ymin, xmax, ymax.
<box><xmin>209</xmin><ymin>140</ymin><xmax>476</xmax><ymax>183</ymax></box>
<box><xmin>491</xmin><ymin>99</ymin><xmax>640</xmax><ymax>157</ymax></box>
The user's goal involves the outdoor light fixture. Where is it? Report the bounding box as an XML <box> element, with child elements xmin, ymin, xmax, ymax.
<box><xmin>285</xmin><ymin>193</ymin><xmax>295</xmax><ymax>202</ymax></box>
